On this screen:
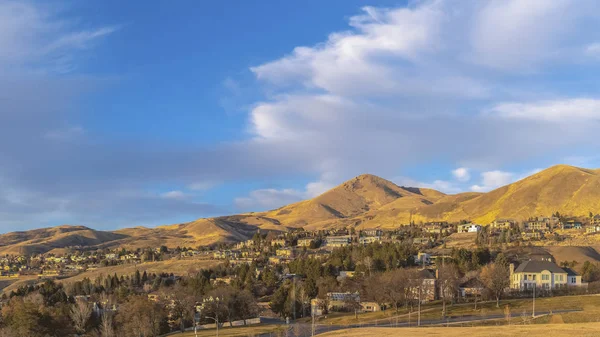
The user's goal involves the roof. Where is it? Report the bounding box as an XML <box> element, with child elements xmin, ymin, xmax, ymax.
<box><xmin>460</xmin><ymin>277</ymin><xmax>485</xmax><ymax>288</ymax></box>
<box><xmin>563</xmin><ymin>267</ymin><xmax>579</xmax><ymax>276</ymax></box>
<box><xmin>513</xmin><ymin>260</ymin><xmax>566</xmax><ymax>274</ymax></box>
<box><xmin>418</xmin><ymin>268</ymin><xmax>436</xmax><ymax>279</ymax></box>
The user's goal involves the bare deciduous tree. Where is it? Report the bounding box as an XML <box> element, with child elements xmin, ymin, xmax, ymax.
<box><xmin>481</xmin><ymin>262</ymin><xmax>510</xmax><ymax>307</ymax></box>
<box><xmin>70</xmin><ymin>300</ymin><xmax>93</xmax><ymax>335</ymax></box>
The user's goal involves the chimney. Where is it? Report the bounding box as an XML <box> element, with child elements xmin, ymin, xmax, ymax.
<box><xmin>509</xmin><ymin>263</ymin><xmax>515</xmax><ymax>277</ymax></box>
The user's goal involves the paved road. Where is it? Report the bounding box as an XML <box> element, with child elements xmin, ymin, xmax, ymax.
<box><xmin>258</xmin><ymin>309</ymin><xmax>581</xmax><ymax>337</ymax></box>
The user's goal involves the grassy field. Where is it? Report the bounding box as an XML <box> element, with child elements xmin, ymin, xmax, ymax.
<box><xmin>313</xmin><ymin>294</ymin><xmax>600</xmax><ymax>326</ymax></box>
<box><xmin>173</xmin><ymin>324</ymin><xmax>286</xmax><ymax>337</ymax></box>
<box><xmin>318</xmin><ymin>324</ymin><xmax>600</xmax><ymax>337</ymax></box>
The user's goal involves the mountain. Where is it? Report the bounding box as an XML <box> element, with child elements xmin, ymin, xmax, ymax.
<box><xmin>413</xmin><ymin>165</ymin><xmax>600</xmax><ymax>224</ymax></box>
<box><xmin>0</xmin><ymin>226</ymin><xmax>127</xmax><ymax>255</ymax></box>
<box><xmin>258</xmin><ymin>174</ymin><xmax>443</xmax><ymax>228</ymax></box>
<box><xmin>1</xmin><ymin>164</ymin><xmax>600</xmax><ymax>252</ymax></box>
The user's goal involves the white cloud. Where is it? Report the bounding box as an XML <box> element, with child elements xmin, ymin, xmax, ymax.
<box><xmin>235</xmin><ymin>173</ymin><xmax>338</xmax><ymax>210</ymax></box>
<box><xmin>452</xmin><ymin>167</ymin><xmax>470</xmax><ymax>182</ymax></box>
<box><xmin>0</xmin><ymin>1</ymin><xmax>118</xmax><ymax>73</ymax></box>
<box><xmin>585</xmin><ymin>42</ymin><xmax>600</xmax><ymax>58</ymax></box>
<box><xmin>489</xmin><ymin>99</ymin><xmax>600</xmax><ymax>122</ymax></box>
<box><xmin>471</xmin><ymin>170</ymin><xmax>514</xmax><ymax>192</ymax></box>
<box><xmin>161</xmin><ymin>190</ymin><xmax>187</xmax><ymax>200</ymax></box>
<box><xmin>469</xmin><ymin>0</ymin><xmax>590</xmax><ymax>70</ymax></box>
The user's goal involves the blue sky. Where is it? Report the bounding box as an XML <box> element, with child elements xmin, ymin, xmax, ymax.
<box><xmin>2</xmin><ymin>0</ymin><xmax>600</xmax><ymax>231</ymax></box>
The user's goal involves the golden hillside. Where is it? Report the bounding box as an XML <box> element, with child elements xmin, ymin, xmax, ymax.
<box><xmin>0</xmin><ymin>226</ymin><xmax>127</xmax><ymax>255</ymax></box>
<box><xmin>258</xmin><ymin>174</ymin><xmax>426</xmax><ymax>227</ymax></box>
<box><xmin>2</xmin><ymin>164</ymin><xmax>600</xmax><ymax>251</ymax></box>
<box><xmin>420</xmin><ymin>165</ymin><xmax>600</xmax><ymax>224</ymax></box>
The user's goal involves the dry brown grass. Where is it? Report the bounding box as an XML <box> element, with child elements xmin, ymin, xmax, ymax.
<box><xmin>319</xmin><ymin>324</ymin><xmax>600</xmax><ymax>337</ymax></box>
<box><xmin>176</xmin><ymin>324</ymin><xmax>286</xmax><ymax>337</ymax></box>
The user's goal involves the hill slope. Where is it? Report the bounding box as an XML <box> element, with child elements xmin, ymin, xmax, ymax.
<box><xmin>2</xmin><ymin>164</ymin><xmax>600</xmax><ymax>251</ymax></box>
<box><xmin>411</xmin><ymin>165</ymin><xmax>600</xmax><ymax>224</ymax></box>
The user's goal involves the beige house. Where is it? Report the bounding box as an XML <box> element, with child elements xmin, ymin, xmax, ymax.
<box><xmin>510</xmin><ymin>260</ymin><xmax>583</xmax><ymax>291</ymax></box>
<box><xmin>297</xmin><ymin>238</ymin><xmax>314</xmax><ymax>247</ymax></box>
<box><xmin>490</xmin><ymin>219</ymin><xmax>516</xmax><ymax>230</ymax></box>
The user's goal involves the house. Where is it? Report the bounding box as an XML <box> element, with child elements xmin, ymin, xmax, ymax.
<box><xmin>509</xmin><ymin>260</ymin><xmax>583</xmax><ymax>291</ymax></box>
<box><xmin>325</xmin><ymin>236</ymin><xmax>352</xmax><ymax>248</ymax></box>
<box><xmin>297</xmin><ymin>238</ymin><xmax>314</xmax><ymax>247</ymax></box>
<box><xmin>458</xmin><ymin>224</ymin><xmax>481</xmax><ymax>233</ymax></box>
<box><xmin>311</xmin><ymin>292</ymin><xmax>361</xmax><ymax>315</ymax></box>
<box><xmin>521</xmin><ymin>230</ymin><xmax>544</xmax><ymax>240</ymax></box>
<box><xmin>522</xmin><ymin>219</ymin><xmax>550</xmax><ymax>232</ymax></box>
<box><xmin>592</xmin><ymin>215</ymin><xmax>600</xmax><ymax>226</ymax></box>
<box><xmin>586</xmin><ymin>225</ymin><xmax>600</xmax><ymax>234</ymax></box>
<box><xmin>562</xmin><ymin>219</ymin><xmax>583</xmax><ymax>230</ymax></box>
<box><xmin>275</xmin><ymin>248</ymin><xmax>296</xmax><ymax>258</ymax></box>
<box><xmin>414</xmin><ymin>252</ymin><xmax>431</xmax><ymax>266</ymax></box>
<box><xmin>416</xmin><ymin>269</ymin><xmax>438</xmax><ymax>302</ymax></box>
<box><xmin>459</xmin><ymin>278</ymin><xmax>485</xmax><ymax>297</ymax></box>
<box><xmin>360</xmin><ymin>301</ymin><xmax>384</xmax><ymax>312</ymax></box>
<box><xmin>490</xmin><ymin>219</ymin><xmax>516</xmax><ymax>230</ymax></box>
<box><xmin>412</xmin><ymin>237</ymin><xmax>433</xmax><ymax>247</ymax></box>
<box><xmin>362</xmin><ymin>229</ymin><xmax>383</xmax><ymax>237</ymax></box>
<box><xmin>213</xmin><ymin>250</ymin><xmax>241</xmax><ymax>260</ymax></box>
<box><xmin>563</xmin><ymin>268</ymin><xmax>584</xmax><ymax>287</ymax></box>
<box><xmin>235</xmin><ymin>240</ymin><xmax>255</xmax><ymax>249</ymax></box>
<box><xmin>271</xmin><ymin>239</ymin><xmax>288</xmax><ymax>247</ymax></box>
<box><xmin>359</xmin><ymin>236</ymin><xmax>381</xmax><ymax>245</ymax></box>
<box><xmin>423</xmin><ymin>222</ymin><xmax>446</xmax><ymax>234</ymax></box>
<box><xmin>337</xmin><ymin>270</ymin><xmax>356</xmax><ymax>281</ymax></box>
<box><xmin>327</xmin><ymin>292</ymin><xmax>360</xmax><ymax>312</ymax></box>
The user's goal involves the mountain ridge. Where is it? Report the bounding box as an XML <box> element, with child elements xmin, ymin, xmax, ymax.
<box><xmin>1</xmin><ymin>164</ymin><xmax>600</xmax><ymax>253</ymax></box>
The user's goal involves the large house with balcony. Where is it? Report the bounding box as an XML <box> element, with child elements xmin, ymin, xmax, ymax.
<box><xmin>509</xmin><ymin>259</ymin><xmax>583</xmax><ymax>291</ymax></box>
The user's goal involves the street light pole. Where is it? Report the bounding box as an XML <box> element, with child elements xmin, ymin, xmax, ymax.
<box><xmin>206</xmin><ymin>316</ymin><xmax>219</xmax><ymax>337</ymax></box>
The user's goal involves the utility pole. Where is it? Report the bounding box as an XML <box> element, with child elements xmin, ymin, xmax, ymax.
<box><xmin>418</xmin><ymin>286</ymin><xmax>421</xmax><ymax>327</ymax></box>
<box><xmin>292</xmin><ymin>277</ymin><xmax>296</xmax><ymax>320</ymax></box>
<box><xmin>311</xmin><ymin>309</ymin><xmax>315</xmax><ymax>336</ymax></box>
<box><xmin>532</xmin><ymin>284</ymin><xmax>536</xmax><ymax>318</ymax></box>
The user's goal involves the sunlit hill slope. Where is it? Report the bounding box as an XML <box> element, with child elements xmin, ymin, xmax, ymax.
<box><xmin>0</xmin><ymin>164</ymin><xmax>599</xmax><ymax>251</ymax></box>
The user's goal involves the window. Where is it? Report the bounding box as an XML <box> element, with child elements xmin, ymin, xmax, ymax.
<box><xmin>542</xmin><ymin>274</ymin><xmax>549</xmax><ymax>281</ymax></box>
<box><xmin>533</xmin><ymin>275</ymin><xmax>536</xmax><ymax>280</ymax></box>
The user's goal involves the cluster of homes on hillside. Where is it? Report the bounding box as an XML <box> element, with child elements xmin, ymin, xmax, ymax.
<box><xmin>0</xmin><ymin>247</ymin><xmax>208</xmax><ymax>279</ymax></box>
<box><xmin>211</xmin><ymin>215</ymin><xmax>600</xmax><ymax>267</ymax></box>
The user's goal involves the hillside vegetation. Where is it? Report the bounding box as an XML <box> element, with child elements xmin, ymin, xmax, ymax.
<box><xmin>1</xmin><ymin>165</ymin><xmax>600</xmax><ymax>251</ymax></box>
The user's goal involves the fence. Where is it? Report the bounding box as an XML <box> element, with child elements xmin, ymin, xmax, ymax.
<box><xmin>196</xmin><ymin>317</ymin><xmax>261</xmax><ymax>329</ymax></box>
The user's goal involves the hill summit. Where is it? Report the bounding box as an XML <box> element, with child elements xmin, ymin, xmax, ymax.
<box><xmin>1</xmin><ymin>164</ymin><xmax>600</xmax><ymax>251</ymax></box>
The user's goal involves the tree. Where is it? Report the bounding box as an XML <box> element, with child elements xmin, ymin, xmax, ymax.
<box><xmin>1</xmin><ymin>297</ymin><xmax>52</xmax><ymax>337</ymax></box>
<box><xmin>70</xmin><ymin>300</ymin><xmax>93</xmax><ymax>335</ymax></box>
<box><xmin>116</xmin><ymin>295</ymin><xmax>168</xmax><ymax>337</ymax></box>
<box><xmin>298</xmin><ymin>286</ymin><xmax>310</xmax><ymax>318</ymax></box>
<box><xmin>437</xmin><ymin>264</ymin><xmax>460</xmax><ymax>317</ymax></box>
<box><xmin>165</xmin><ymin>283</ymin><xmax>197</xmax><ymax>332</ymax></box>
<box><xmin>481</xmin><ymin>262</ymin><xmax>510</xmax><ymax>307</ymax></box>
<box><xmin>100</xmin><ymin>313</ymin><xmax>116</xmax><ymax>337</ymax></box>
